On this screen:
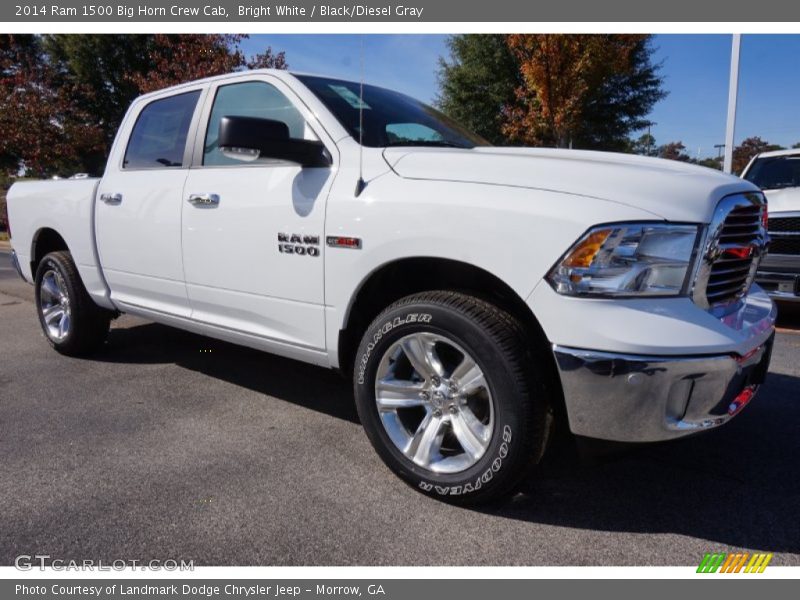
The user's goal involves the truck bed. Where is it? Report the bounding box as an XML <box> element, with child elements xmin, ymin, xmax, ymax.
<box><xmin>7</xmin><ymin>178</ymin><xmax>112</xmax><ymax>307</ymax></box>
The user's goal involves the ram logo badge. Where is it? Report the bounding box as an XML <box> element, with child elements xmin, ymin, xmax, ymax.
<box><xmin>278</xmin><ymin>233</ymin><xmax>320</xmax><ymax>257</ymax></box>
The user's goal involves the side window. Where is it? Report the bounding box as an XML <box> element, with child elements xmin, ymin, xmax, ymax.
<box><xmin>123</xmin><ymin>91</ymin><xmax>200</xmax><ymax>169</ymax></box>
<box><xmin>203</xmin><ymin>81</ymin><xmax>316</xmax><ymax>166</ymax></box>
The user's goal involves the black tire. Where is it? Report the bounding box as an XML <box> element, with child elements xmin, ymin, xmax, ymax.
<box><xmin>34</xmin><ymin>250</ymin><xmax>111</xmax><ymax>356</ymax></box>
<box><xmin>354</xmin><ymin>291</ymin><xmax>552</xmax><ymax>505</ymax></box>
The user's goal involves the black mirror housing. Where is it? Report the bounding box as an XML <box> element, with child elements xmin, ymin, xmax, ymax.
<box><xmin>218</xmin><ymin>116</ymin><xmax>331</xmax><ymax>168</ymax></box>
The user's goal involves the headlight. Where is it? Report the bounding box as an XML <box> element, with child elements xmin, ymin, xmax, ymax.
<box><xmin>547</xmin><ymin>223</ymin><xmax>699</xmax><ymax>297</ymax></box>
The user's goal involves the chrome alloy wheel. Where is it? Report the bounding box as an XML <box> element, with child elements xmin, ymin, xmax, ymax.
<box><xmin>374</xmin><ymin>332</ymin><xmax>494</xmax><ymax>474</ymax></box>
<box><xmin>39</xmin><ymin>269</ymin><xmax>72</xmax><ymax>342</ymax></box>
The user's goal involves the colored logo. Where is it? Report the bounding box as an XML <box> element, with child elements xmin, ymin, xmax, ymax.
<box><xmin>697</xmin><ymin>552</ymin><xmax>773</xmax><ymax>573</ymax></box>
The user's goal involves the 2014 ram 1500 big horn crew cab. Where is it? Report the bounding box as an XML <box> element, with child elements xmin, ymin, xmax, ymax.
<box><xmin>8</xmin><ymin>70</ymin><xmax>776</xmax><ymax>503</ymax></box>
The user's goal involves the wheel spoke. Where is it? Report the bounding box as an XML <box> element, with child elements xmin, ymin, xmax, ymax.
<box><xmin>58</xmin><ymin>313</ymin><xmax>70</xmax><ymax>338</ymax></box>
<box><xmin>400</xmin><ymin>333</ymin><xmax>444</xmax><ymax>380</ymax></box>
<box><xmin>455</xmin><ymin>358</ymin><xmax>487</xmax><ymax>395</ymax></box>
<box><xmin>42</xmin><ymin>304</ymin><xmax>64</xmax><ymax>323</ymax></box>
<box><xmin>376</xmin><ymin>378</ymin><xmax>426</xmax><ymax>410</ymax></box>
<box><xmin>41</xmin><ymin>276</ymin><xmax>60</xmax><ymax>301</ymax></box>
<box><xmin>406</xmin><ymin>412</ymin><xmax>445</xmax><ymax>468</ymax></box>
<box><xmin>451</xmin><ymin>354</ymin><xmax>478</xmax><ymax>381</ymax></box>
<box><xmin>451</xmin><ymin>408</ymin><xmax>491</xmax><ymax>459</ymax></box>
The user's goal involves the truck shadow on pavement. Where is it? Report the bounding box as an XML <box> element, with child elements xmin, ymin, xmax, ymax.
<box><xmin>97</xmin><ymin>321</ymin><xmax>799</xmax><ymax>555</ymax></box>
<box><xmin>97</xmin><ymin>321</ymin><xmax>360</xmax><ymax>424</ymax></box>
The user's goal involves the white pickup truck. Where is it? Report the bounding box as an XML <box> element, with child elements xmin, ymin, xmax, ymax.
<box><xmin>742</xmin><ymin>148</ymin><xmax>800</xmax><ymax>302</ymax></box>
<box><xmin>7</xmin><ymin>70</ymin><xmax>776</xmax><ymax>503</ymax></box>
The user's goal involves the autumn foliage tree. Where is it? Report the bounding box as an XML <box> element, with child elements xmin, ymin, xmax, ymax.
<box><xmin>658</xmin><ymin>141</ymin><xmax>691</xmax><ymax>162</ymax></box>
<box><xmin>0</xmin><ymin>35</ymin><xmax>104</xmax><ymax>177</ymax></box>
<box><xmin>439</xmin><ymin>35</ymin><xmax>665</xmax><ymax>150</ymax></box>
<box><xmin>502</xmin><ymin>35</ymin><xmax>665</xmax><ymax>149</ymax></box>
<box><xmin>1</xmin><ymin>34</ymin><xmax>287</xmax><ymax>177</ymax></box>
<box><xmin>128</xmin><ymin>35</ymin><xmax>287</xmax><ymax>94</ymax></box>
<box><xmin>732</xmin><ymin>136</ymin><xmax>784</xmax><ymax>175</ymax></box>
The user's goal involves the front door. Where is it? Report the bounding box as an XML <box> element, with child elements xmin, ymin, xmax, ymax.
<box><xmin>181</xmin><ymin>77</ymin><xmax>335</xmax><ymax>354</ymax></box>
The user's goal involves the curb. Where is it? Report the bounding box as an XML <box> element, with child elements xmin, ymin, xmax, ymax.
<box><xmin>0</xmin><ymin>240</ymin><xmax>11</xmax><ymax>251</ymax></box>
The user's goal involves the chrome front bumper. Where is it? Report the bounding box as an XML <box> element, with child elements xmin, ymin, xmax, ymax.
<box><xmin>10</xmin><ymin>249</ymin><xmax>25</xmax><ymax>281</ymax></box>
<box><xmin>553</xmin><ymin>336</ymin><xmax>774</xmax><ymax>443</ymax></box>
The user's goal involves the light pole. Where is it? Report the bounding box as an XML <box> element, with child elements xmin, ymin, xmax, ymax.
<box><xmin>723</xmin><ymin>34</ymin><xmax>742</xmax><ymax>174</ymax></box>
<box><xmin>714</xmin><ymin>143</ymin><xmax>725</xmax><ymax>168</ymax></box>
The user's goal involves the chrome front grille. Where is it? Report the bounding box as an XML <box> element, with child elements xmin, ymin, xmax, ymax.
<box><xmin>693</xmin><ymin>193</ymin><xmax>769</xmax><ymax>309</ymax></box>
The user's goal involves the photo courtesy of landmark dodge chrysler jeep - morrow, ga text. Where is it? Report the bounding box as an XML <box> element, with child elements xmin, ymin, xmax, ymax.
<box><xmin>7</xmin><ymin>70</ymin><xmax>776</xmax><ymax>504</ymax></box>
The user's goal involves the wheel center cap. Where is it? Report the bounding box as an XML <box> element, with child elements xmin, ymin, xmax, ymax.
<box><xmin>430</xmin><ymin>379</ymin><xmax>458</xmax><ymax>408</ymax></box>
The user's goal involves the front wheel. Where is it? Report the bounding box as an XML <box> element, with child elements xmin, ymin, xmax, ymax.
<box><xmin>354</xmin><ymin>291</ymin><xmax>552</xmax><ymax>505</ymax></box>
<box><xmin>34</xmin><ymin>251</ymin><xmax>111</xmax><ymax>356</ymax></box>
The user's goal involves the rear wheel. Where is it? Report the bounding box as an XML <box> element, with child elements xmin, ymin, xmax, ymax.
<box><xmin>34</xmin><ymin>251</ymin><xmax>111</xmax><ymax>356</ymax></box>
<box><xmin>354</xmin><ymin>291</ymin><xmax>552</xmax><ymax>504</ymax></box>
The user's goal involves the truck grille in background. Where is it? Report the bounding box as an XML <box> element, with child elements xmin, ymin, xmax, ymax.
<box><xmin>767</xmin><ymin>216</ymin><xmax>800</xmax><ymax>256</ymax></box>
<box><xmin>694</xmin><ymin>193</ymin><xmax>768</xmax><ymax>309</ymax></box>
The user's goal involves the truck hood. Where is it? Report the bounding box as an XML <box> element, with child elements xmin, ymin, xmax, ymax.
<box><xmin>383</xmin><ymin>147</ymin><xmax>759</xmax><ymax>223</ymax></box>
<box><xmin>762</xmin><ymin>186</ymin><xmax>800</xmax><ymax>214</ymax></box>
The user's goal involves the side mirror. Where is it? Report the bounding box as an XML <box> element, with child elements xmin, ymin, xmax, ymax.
<box><xmin>218</xmin><ymin>116</ymin><xmax>331</xmax><ymax>168</ymax></box>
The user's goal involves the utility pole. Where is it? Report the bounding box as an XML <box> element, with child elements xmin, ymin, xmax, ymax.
<box><xmin>724</xmin><ymin>34</ymin><xmax>742</xmax><ymax>174</ymax></box>
<box><xmin>646</xmin><ymin>121</ymin><xmax>656</xmax><ymax>156</ymax></box>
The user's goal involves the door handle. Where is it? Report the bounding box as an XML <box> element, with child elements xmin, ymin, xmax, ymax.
<box><xmin>99</xmin><ymin>192</ymin><xmax>122</xmax><ymax>205</ymax></box>
<box><xmin>188</xmin><ymin>193</ymin><xmax>220</xmax><ymax>207</ymax></box>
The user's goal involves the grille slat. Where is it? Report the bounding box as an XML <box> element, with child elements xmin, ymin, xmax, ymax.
<box><xmin>708</xmin><ymin>264</ymin><xmax>752</xmax><ymax>277</ymax></box>
<box><xmin>702</xmin><ymin>198</ymin><xmax>766</xmax><ymax>306</ymax></box>
<box><xmin>707</xmin><ymin>284</ymin><xmax>747</xmax><ymax>300</ymax></box>
<box><xmin>707</xmin><ymin>274</ymin><xmax>749</xmax><ymax>288</ymax></box>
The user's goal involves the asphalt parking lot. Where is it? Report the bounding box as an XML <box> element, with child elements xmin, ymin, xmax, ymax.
<box><xmin>1</xmin><ymin>248</ymin><xmax>799</xmax><ymax>566</ymax></box>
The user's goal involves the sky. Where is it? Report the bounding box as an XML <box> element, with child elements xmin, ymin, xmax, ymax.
<box><xmin>242</xmin><ymin>34</ymin><xmax>800</xmax><ymax>159</ymax></box>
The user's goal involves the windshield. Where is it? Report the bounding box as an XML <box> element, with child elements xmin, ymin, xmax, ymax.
<box><xmin>295</xmin><ymin>74</ymin><xmax>489</xmax><ymax>149</ymax></box>
<box><xmin>744</xmin><ymin>155</ymin><xmax>800</xmax><ymax>190</ymax></box>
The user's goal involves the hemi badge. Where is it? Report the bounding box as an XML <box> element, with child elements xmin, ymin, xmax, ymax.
<box><xmin>326</xmin><ymin>236</ymin><xmax>362</xmax><ymax>249</ymax></box>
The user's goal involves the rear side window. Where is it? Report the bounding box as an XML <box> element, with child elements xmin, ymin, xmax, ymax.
<box><xmin>123</xmin><ymin>91</ymin><xmax>200</xmax><ymax>169</ymax></box>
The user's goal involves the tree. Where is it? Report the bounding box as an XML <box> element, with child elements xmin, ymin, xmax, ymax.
<box><xmin>1</xmin><ymin>34</ymin><xmax>287</xmax><ymax>177</ymax></box>
<box><xmin>502</xmin><ymin>35</ymin><xmax>666</xmax><ymax>150</ymax></box>
<box><xmin>436</xmin><ymin>35</ymin><xmax>521</xmax><ymax>144</ymax></box>
<box><xmin>658</xmin><ymin>141</ymin><xmax>691</xmax><ymax>162</ymax></box>
<box><xmin>43</xmin><ymin>35</ymin><xmax>153</xmax><ymax>161</ymax></box>
<box><xmin>630</xmin><ymin>132</ymin><xmax>657</xmax><ymax>156</ymax></box>
<box><xmin>0</xmin><ymin>35</ymin><xmax>104</xmax><ymax>177</ymax></box>
<box><xmin>732</xmin><ymin>136</ymin><xmax>784</xmax><ymax>175</ymax></box>
<box><xmin>696</xmin><ymin>157</ymin><xmax>722</xmax><ymax>171</ymax></box>
<box><xmin>792</xmin><ymin>142</ymin><xmax>800</xmax><ymax>149</ymax></box>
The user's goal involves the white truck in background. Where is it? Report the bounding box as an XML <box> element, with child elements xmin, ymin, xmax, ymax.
<box><xmin>742</xmin><ymin>148</ymin><xmax>800</xmax><ymax>302</ymax></box>
<box><xmin>7</xmin><ymin>70</ymin><xmax>776</xmax><ymax>503</ymax></box>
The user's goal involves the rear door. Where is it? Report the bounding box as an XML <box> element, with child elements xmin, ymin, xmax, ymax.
<box><xmin>181</xmin><ymin>74</ymin><xmax>336</xmax><ymax>355</ymax></box>
<box><xmin>96</xmin><ymin>87</ymin><xmax>205</xmax><ymax>317</ymax></box>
